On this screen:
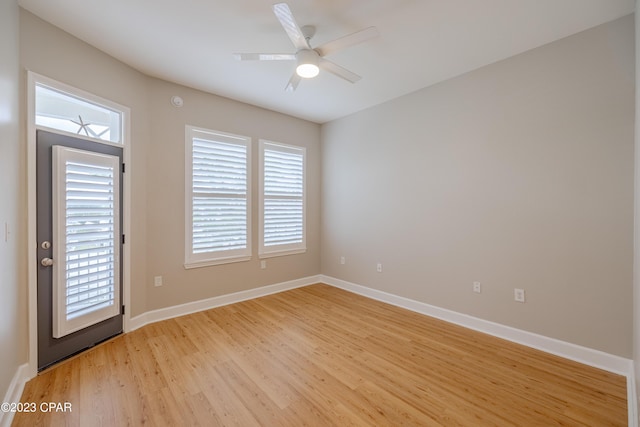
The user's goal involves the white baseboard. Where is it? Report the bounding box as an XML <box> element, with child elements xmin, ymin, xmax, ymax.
<box><xmin>111</xmin><ymin>273</ymin><xmax>640</xmax><ymax>425</ymax></box>
<box><xmin>319</xmin><ymin>275</ymin><xmax>638</xmax><ymax>427</ymax></box>
<box><xmin>130</xmin><ymin>273</ymin><xmax>633</xmax><ymax>375</ymax></box>
<box><xmin>6</xmin><ymin>275</ymin><xmax>633</xmax><ymax>424</ymax></box>
<box><xmin>628</xmin><ymin>367</ymin><xmax>638</xmax><ymax>427</ymax></box>
<box><xmin>320</xmin><ymin>275</ymin><xmax>638</xmax><ymax>425</ymax></box>
<box><xmin>0</xmin><ymin>363</ymin><xmax>29</xmax><ymax>427</ymax></box>
<box><xmin>129</xmin><ymin>275</ymin><xmax>322</xmax><ymax>331</ymax></box>
<box><xmin>321</xmin><ymin>275</ymin><xmax>632</xmax><ymax>375</ymax></box>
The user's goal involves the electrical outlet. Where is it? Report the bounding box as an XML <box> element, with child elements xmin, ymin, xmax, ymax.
<box><xmin>376</xmin><ymin>263</ymin><xmax>383</xmax><ymax>273</ymax></box>
<box><xmin>340</xmin><ymin>256</ymin><xmax>346</xmax><ymax>265</ymax></box>
<box><xmin>514</xmin><ymin>288</ymin><xmax>525</xmax><ymax>303</ymax></box>
<box><xmin>154</xmin><ymin>276</ymin><xmax>163</xmax><ymax>287</ymax></box>
<box><xmin>261</xmin><ymin>260</ymin><xmax>267</xmax><ymax>269</ymax></box>
<box><xmin>473</xmin><ymin>281</ymin><xmax>481</xmax><ymax>293</ymax></box>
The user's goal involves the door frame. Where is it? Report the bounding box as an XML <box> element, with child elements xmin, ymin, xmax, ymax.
<box><xmin>26</xmin><ymin>71</ymin><xmax>132</xmax><ymax>378</ymax></box>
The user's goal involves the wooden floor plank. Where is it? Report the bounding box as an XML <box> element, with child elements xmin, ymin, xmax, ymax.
<box><xmin>13</xmin><ymin>284</ymin><xmax>627</xmax><ymax>426</ymax></box>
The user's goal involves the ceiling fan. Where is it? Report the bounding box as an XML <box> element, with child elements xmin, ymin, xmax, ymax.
<box><xmin>234</xmin><ymin>2</ymin><xmax>379</xmax><ymax>92</ymax></box>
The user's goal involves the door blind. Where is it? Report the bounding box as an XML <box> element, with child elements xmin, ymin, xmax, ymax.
<box><xmin>52</xmin><ymin>146</ymin><xmax>121</xmax><ymax>338</ymax></box>
<box><xmin>64</xmin><ymin>161</ymin><xmax>117</xmax><ymax>319</ymax></box>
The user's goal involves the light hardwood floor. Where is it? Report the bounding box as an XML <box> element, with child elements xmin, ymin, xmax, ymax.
<box><xmin>13</xmin><ymin>284</ymin><xmax>627</xmax><ymax>426</ymax></box>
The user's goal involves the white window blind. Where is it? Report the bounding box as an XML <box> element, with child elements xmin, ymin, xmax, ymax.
<box><xmin>185</xmin><ymin>126</ymin><xmax>251</xmax><ymax>268</ymax></box>
<box><xmin>65</xmin><ymin>161</ymin><xmax>117</xmax><ymax>319</ymax></box>
<box><xmin>259</xmin><ymin>140</ymin><xmax>306</xmax><ymax>257</ymax></box>
<box><xmin>52</xmin><ymin>146</ymin><xmax>121</xmax><ymax>338</ymax></box>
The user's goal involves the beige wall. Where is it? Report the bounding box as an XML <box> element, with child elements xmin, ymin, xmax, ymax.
<box><xmin>144</xmin><ymin>79</ymin><xmax>321</xmax><ymax>311</ymax></box>
<box><xmin>321</xmin><ymin>15</ymin><xmax>635</xmax><ymax>357</ymax></box>
<box><xmin>0</xmin><ymin>0</ymin><xmax>25</xmax><ymax>399</ymax></box>
<box><xmin>19</xmin><ymin>9</ymin><xmax>322</xmax><ymax>317</ymax></box>
<box><xmin>20</xmin><ymin>10</ymin><xmax>150</xmax><ymax>316</ymax></box>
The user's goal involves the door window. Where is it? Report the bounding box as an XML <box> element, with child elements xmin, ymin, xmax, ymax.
<box><xmin>35</xmin><ymin>83</ymin><xmax>123</xmax><ymax>144</ymax></box>
<box><xmin>52</xmin><ymin>146</ymin><xmax>121</xmax><ymax>338</ymax></box>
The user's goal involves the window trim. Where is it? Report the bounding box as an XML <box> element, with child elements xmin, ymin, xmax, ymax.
<box><xmin>33</xmin><ymin>74</ymin><xmax>125</xmax><ymax>146</ymax></box>
<box><xmin>185</xmin><ymin>125</ymin><xmax>252</xmax><ymax>269</ymax></box>
<box><xmin>27</xmin><ymin>71</ymin><xmax>132</xmax><ymax>376</ymax></box>
<box><xmin>258</xmin><ymin>139</ymin><xmax>306</xmax><ymax>259</ymax></box>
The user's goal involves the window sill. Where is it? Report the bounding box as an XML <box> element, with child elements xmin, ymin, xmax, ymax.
<box><xmin>184</xmin><ymin>255</ymin><xmax>251</xmax><ymax>269</ymax></box>
<box><xmin>258</xmin><ymin>248</ymin><xmax>306</xmax><ymax>259</ymax></box>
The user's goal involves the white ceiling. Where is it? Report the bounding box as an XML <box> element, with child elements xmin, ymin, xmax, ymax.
<box><xmin>18</xmin><ymin>0</ymin><xmax>635</xmax><ymax>124</ymax></box>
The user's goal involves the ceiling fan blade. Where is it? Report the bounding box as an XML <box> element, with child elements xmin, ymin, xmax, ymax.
<box><xmin>319</xmin><ymin>58</ymin><xmax>361</xmax><ymax>83</ymax></box>
<box><xmin>273</xmin><ymin>3</ymin><xmax>310</xmax><ymax>50</ymax></box>
<box><xmin>285</xmin><ymin>72</ymin><xmax>301</xmax><ymax>92</ymax></box>
<box><xmin>234</xmin><ymin>53</ymin><xmax>296</xmax><ymax>61</ymax></box>
<box><xmin>315</xmin><ymin>27</ymin><xmax>379</xmax><ymax>57</ymax></box>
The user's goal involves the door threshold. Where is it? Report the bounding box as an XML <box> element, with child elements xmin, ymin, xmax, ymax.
<box><xmin>38</xmin><ymin>331</ymin><xmax>123</xmax><ymax>374</ymax></box>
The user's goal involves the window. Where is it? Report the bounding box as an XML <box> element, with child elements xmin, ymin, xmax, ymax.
<box><xmin>35</xmin><ymin>82</ymin><xmax>123</xmax><ymax>144</ymax></box>
<box><xmin>185</xmin><ymin>126</ymin><xmax>251</xmax><ymax>268</ymax></box>
<box><xmin>259</xmin><ymin>140</ymin><xmax>306</xmax><ymax>257</ymax></box>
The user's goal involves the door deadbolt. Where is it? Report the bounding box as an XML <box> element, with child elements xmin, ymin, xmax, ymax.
<box><xmin>41</xmin><ymin>241</ymin><xmax>51</xmax><ymax>250</ymax></box>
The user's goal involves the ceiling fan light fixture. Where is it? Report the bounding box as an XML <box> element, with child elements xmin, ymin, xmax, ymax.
<box><xmin>295</xmin><ymin>49</ymin><xmax>319</xmax><ymax>78</ymax></box>
<box><xmin>296</xmin><ymin>63</ymin><xmax>319</xmax><ymax>78</ymax></box>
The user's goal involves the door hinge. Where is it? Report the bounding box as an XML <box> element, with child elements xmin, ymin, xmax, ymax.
<box><xmin>121</xmin><ymin>305</ymin><xmax>125</xmax><ymax>315</ymax></box>
<box><xmin>122</xmin><ymin>163</ymin><xmax>126</xmax><ymax>173</ymax></box>
<box><xmin>122</xmin><ymin>234</ymin><xmax>125</xmax><ymax>244</ymax></box>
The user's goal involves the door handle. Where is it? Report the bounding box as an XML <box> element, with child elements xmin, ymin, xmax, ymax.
<box><xmin>41</xmin><ymin>258</ymin><xmax>54</xmax><ymax>267</ymax></box>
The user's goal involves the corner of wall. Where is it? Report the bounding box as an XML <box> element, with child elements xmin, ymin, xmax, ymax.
<box><xmin>633</xmin><ymin>5</ymin><xmax>640</xmax><ymax>425</ymax></box>
<box><xmin>0</xmin><ymin>0</ymin><xmax>28</xmax><ymax>409</ymax></box>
